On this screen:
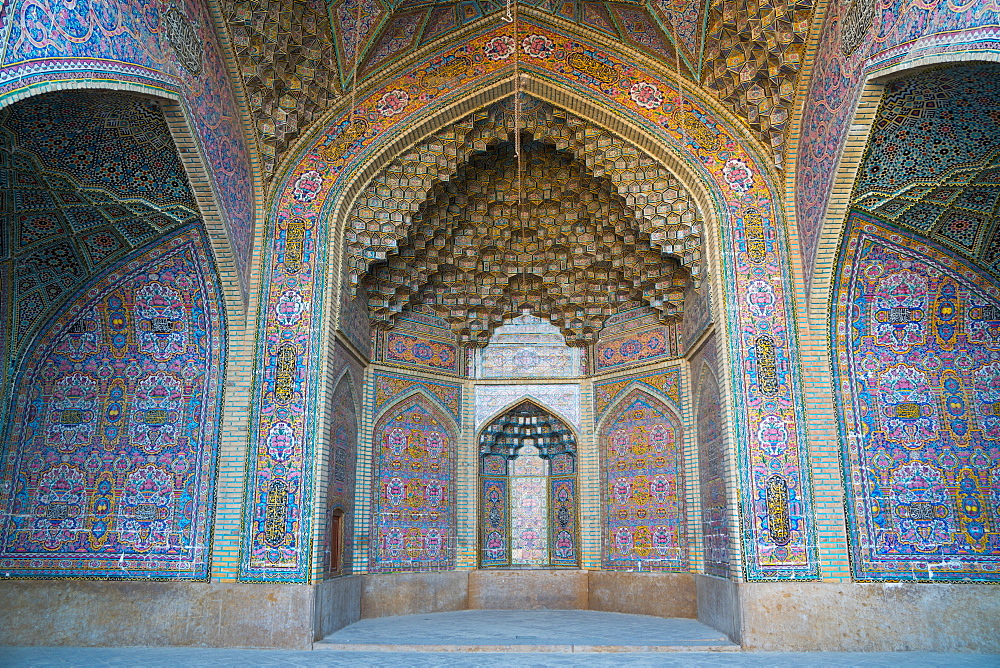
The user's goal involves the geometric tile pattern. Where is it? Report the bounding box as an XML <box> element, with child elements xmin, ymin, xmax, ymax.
<box><xmin>323</xmin><ymin>374</ymin><xmax>358</xmax><ymax>576</ymax></box>
<box><xmin>852</xmin><ymin>64</ymin><xmax>1000</xmax><ymax>276</ymax></box>
<box><xmin>373</xmin><ymin>370</ymin><xmax>462</xmax><ymax>421</ymax></box>
<box><xmin>593</xmin><ymin>367</ymin><xmax>680</xmax><ymax>417</ymax></box>
<box><xmin>702</xmin><ymin>0</ymin><xmax>815</xmax><ymax>168</ymax></box>
<box><xmin>832</xmin><ymin>213</ymin><xmax>1000</xmax><ymax>581</ymax></box>
<box><xmin>0</xmin><ymin>226</ymin><xmax>225</xmax><ymax>579</ymax></box>
<box><xmin>0</xmin><ymin>92</ymin><xmax>199</xmax><ymax>376</ymax></box>
<box><xmin>362</xmin><ymin>135</ymin><xmax>691</xmax><ymax>346</ymax></box>
<box><xmin>794</xmin><ymin>0</ymin><xmax>1000</xmax><ymax>285</ymax></box>
<box><xmin>219</xmin><ymin>0</ymin><xmax>341</xmax><ymax>177</ymax></box>
<box><xmin>0</xmin><ymin>0</ymin><xmax>255</xmax><ymax>291</ymax></box>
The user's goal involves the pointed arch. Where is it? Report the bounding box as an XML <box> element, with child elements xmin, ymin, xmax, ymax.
<box><xmin>477</xmin><ymin>399</ymin><xmax>580</xmax><ymax>569</ymax></box>
<box><xmin>372</xmin><ymin>385</ymin><xmax>461</xmax><ymax>434</ymax></box>
<box><xmin>689</xmin><ymin>334</ymin><xmax>732</xmax><ymax>579</ymax></box>
<box><xmin>599</xmin><ymin>386</ymin><xmax>687</xmax><ymax>572</ymax></box>
<box><xmin>595</xmin><ymin>377</ymin><xmax>684</xmax><ymax>436</ymax></box>
<box><xmin>368</xmin><ymin>392</ymin><xmax>458</xmax><ymax>573</ymax></box>
<box><xmin>0</xmin><ymin>86</ymin><xmax>246</xmax><ymax>323</ymax></box>
<box><xmin>249</xmin><ymin>17</ymin><xmax>819</xmax><ymax>580</ymax></box>
<box><xmin>475</xmin><ymin>396</ymin><xmax>581</xmax><ymax>444</ymax></box>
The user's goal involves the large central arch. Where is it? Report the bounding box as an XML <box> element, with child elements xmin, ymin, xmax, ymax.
<box><xmin>240</xmin><ymin>17</ymin><xmax>818</xmax><ymax>583</ymax></box>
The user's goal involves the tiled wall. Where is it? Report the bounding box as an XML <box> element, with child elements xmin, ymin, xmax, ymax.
<box><xmin>367</xmin><ymin>393</ymin><xmax>458</xmax><ymax>573</ymax></box>
<box><xmin>600</xmin><ymin>388</ymin><xmax>687</xmax><ymax>571</ymax></box>
<box><xmin>0</xmin><ymin>226</ymin><xmax>226</xmax><ymax>578</ymax></box>
<box><xmin>832</xmin><ymin>213</ymin><xmax>1000</xmax><ymax>581</ymax></box>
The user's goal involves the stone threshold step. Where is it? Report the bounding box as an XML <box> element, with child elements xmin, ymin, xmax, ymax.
<box><xmin>312</xmin><ymin>642</ymin><xmax>741</xmax><ymax>653</ymax></box>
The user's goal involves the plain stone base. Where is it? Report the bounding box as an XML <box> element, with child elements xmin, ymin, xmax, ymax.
<box><xmin>589</xmin><ymin>571</ymin><xmax>696</xmax><ymax>618</ymax></box>
<box><xmin>0</xmin><ymin>580</ymin><xmax>317</xmax><ymax>649</ymax></box>
<box><xmin>468</xmin><ymin>570</ymin><xmax>589</xmax><ymax>610</ymax></box>
<box><xmin>694</xmin><ymin>576</ymin><xmax>1000</xmax><ymax>652</ymax></box>
<box><xmin>360</xmin><ymin>570</ymin><xmax>697</xmax><ymax>619</ymax></box>
<box><xmin>5</xmin><ymin>574</ymin><xmax>996</xmax><ymax>651</ymax></box>
<box><xmin>0</xmin><ymin>577</ymin><xmax>366</xmax><ymax>649</ymax></box>
<box><xmin>314</xmin><ymin>576</ymin><xmax>362</xmax><ymax>640</ymax></box>
<box><xmin>695</xmin><ymin>574</ymin><xmax>740</xmax><ymax>643</ymax></box>
<box><xmin>361</xmin><ymin>571</ymin><xmax>468</xmax><ymax>619</ymax></box>
<box><xmin>738</xmin><ymin>581</ymin><xmax>1000</xmax><ymax>652</ymax></box>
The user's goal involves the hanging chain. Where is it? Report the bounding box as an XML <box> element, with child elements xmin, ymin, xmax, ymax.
<box><xmin>672</xmin><ymin>24</ymin><xmax>687</xmax><ymax>147</ymax></box>
<box><xmin>349</xmin><ymin>0</ymin><xmax>364</xmax><ymax>124</ymax></box>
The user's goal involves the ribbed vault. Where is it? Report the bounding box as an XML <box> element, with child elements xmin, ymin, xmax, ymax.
<box><xmin>362</xmin><ymin>136</ymin><xmax>690</xmax><ymax>345</ymax></box>
<box><xmin>345</xmin><ymin>95</ymin><xmax>704</xmax><ymax>300</ymax></box>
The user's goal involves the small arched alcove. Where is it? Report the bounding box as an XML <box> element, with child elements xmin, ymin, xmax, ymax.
<box><xmin>477</xmin><ymin>400</ymin><xmax>579</xmax><ymax>569</ymax></box>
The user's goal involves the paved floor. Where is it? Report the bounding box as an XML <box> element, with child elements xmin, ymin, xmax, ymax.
<box><xmin>3</xmin><ymin>611</ymin><xmax>998</xmax><ymax>666</ymax></box>
<box><xmin>315</xmin><ymin>610</ymin><xmax>737</xmax><ymax>651</ymax></box>
<box><xmin>1</xmin><ymin>647</ymin><xmax>998</xmax><ymax>667</ymax></box>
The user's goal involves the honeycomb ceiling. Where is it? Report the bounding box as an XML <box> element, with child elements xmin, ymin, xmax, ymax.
<box><xmin>361</xmin><ymin>130</ymin><xmax>691</xmax><ymax>346</ymax></box>
<box><xmin>218</xmin><ymin>0</ymin><xmax>819</xmax><ymax>179</ymax></box>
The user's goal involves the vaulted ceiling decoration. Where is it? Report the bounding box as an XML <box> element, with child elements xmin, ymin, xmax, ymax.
<box><xmin>217</xmin><ymin>0</ymin><xmax>820</xmax><ymax>180</ymax></box>
<box><xmin>345</xmin><ymin>96</ymin><xmax>702</xmax><ymax>288</ymax></box>
<box><xmin>355</xmin><ymin>96</ymin><xmax>701</xmax><ymax>346</ymax></box>
<box><xmin>702</xmin><ymin>0</ymin><xmax>814</xmax><ymax>169</ymax></box>
<box><xmin>363</xmin><ymin>137</ymin><xmax>690</xmax><ymax>346</ymax></box>
<box><xmin>220</xmin><ymin>0</ymin><xmax>341</xmax><ymax>177</ymax></box>
<box><xmin>852</xmin><ymin>63</ymin><xmax>1000</xmax><ymax>275</ymax></box>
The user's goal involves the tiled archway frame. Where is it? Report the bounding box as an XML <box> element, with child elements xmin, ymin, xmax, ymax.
<box><xmin>240</xmin><ymin>19</ymin><xmax>819</xmax><ymax>582</ymax></box>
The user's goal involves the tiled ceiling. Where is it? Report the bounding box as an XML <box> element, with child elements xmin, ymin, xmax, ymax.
<box><xmin>218</xmin><ymin>0</ymin><xmax>819</xmax><ymax>180</ymax></box>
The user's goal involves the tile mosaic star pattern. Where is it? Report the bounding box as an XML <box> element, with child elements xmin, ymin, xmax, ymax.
<box><xmin>852</xmin><ymin>64</ymin><xmax>1000</xmax><ymax>275</ymax></box>
<box><xmin>0</xmin><ymin>92</ymin><xmax>199</xmax><ymax>373</ymax></box>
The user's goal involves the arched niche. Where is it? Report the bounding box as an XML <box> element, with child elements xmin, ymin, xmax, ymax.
<box><xmin>248</xmin><ymin>20</ymin><xmax>818</xmax><ymax>581</ymax></box>
<box><xmin>323</xmin><ymin>370</ymin><xmax>359</xmax><ymax>577</ymax></box>
<box><xmin>599</xmin><ymin>388</ymin><xmax>687</xmax><ymax>571</ymax></box>
<box><xmin>691</xmin><ymin>340</ymin><xmax>732</xmax><ymax>578</ymax></box>
<box><xmin>817</xmin><ymin>62</ymin><xmax>1000</xmax><ymax>583</ymax></box>
<box><xmin>477</xmin><ymin>400</ymin><xmax>579</xmax><ymax>569</ymax></box>
<box><xmin>368</xmin><ymin>392</ymin><xmax>458</xmax><ymax>573</ymax></box>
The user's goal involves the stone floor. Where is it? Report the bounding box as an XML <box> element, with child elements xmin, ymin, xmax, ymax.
<box><xmin>2</xmin><ymin>610</ymin><xmax>998</xmax><ymax>666</ymax></box>
<box><xmin>315</xmin><ymin>610</ymin><xmax>737</xmax><ymax>652</ymax></box>
<box><xmin>2</xmin><ymin>647</ymin><xmax>999</xmax><ymax>666</ymax></box>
